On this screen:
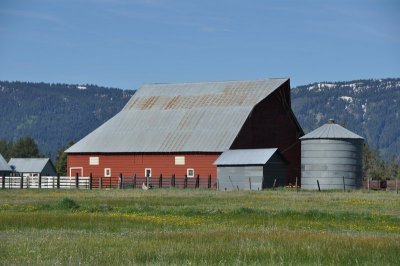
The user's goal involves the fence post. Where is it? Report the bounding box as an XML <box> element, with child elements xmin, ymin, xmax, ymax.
<box><xmin>196</xmin><ymin>174</ymin><xmax>200</xmax><ymax>188</ymax></box>
<box><xmin>75</xmin><ymin>173</ymin><xmax>79</xmax><ymax>189</ymax></box>
<box><xmin>99</xmin><ymin>177</ymin><xmax>102</xmax><ymax>189</ymax></box>
<box><xmin>184</xmin><ymin>175</ymin><xmax>187</xmax><ymax>188</ymax></box>
<box><xmin>343</xmin><ymin>176</ymin><xmax>345</xmax><ymax>192</ymax></box>
<box><xmin>57</xmin><ymin>174</ymin><xmax>60</xmax><ymax>189</ymax></box>
<box><xmin>119</xmin><ymin>173</ymin><xmax>123</xmax><ymax>189</ymax></box>
<box><xmin>20</xmin><ymin>175</ymin><xmax>24</xmax><ymax>189</ymax></box>
<box><xmin>208</xmin><ymin>174</ymin><xmax>211</xmax><ymax>189</ymax></box>
<box><xmin>249</xmin><ymin>177</ymin><xmax>252</xmax><ymax>190</ymax></box>
<box><xmin>396</xmin><ymin>179</ymin><xmax>398</xmax><ymax>194</ymax></box>
<box><xmin>272</xmin><ymin>178</ymin><xmax>277</xmax><ymax>190</ymax></box>
<box><xmin>368</xmin><ymin>178</ymin><xmax>370</xmax><ymax>191</ymax></box>
<box><xmin>1</xmin><ymin>173</ymin><xmax>4</xmax><ymax>189</ymax></box>
<box><xmin>133</xmin><ymin>174</ymin><xmax>136</xmax><ymax>189</ymax></box>
<box><xmin>317</xmin><ymin>180</ymin><xmax>321</xmax><ymax>192</ymax></box>
<box><xmin>172</xmin><ymin>174</ymin><xmax>175</xmax><ymax>188</ymax></box>
<box><xmin>39</xmin><ymin>174</ymin><xmax>42</xmax><ymax>189</ymax></box>
<box><xmin>89</xmin><ymin>173</ymin><xmax>93</xmax><ymax>190</ymax></box>
<box><xmin>295</xmin><ymin>177</ymin><xmax>298</xmax><ymax>192</ymax></box>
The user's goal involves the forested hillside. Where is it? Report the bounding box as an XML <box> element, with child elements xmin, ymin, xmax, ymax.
<box><xmin>0</xmin><ymin>79</ymin><xmax>399</xmax><ymax>161</ymax></box>
<box><xmin>292</xmin><ymin>78</ymin><xmax>400</xmax><ymax>159</ymax></box>
<box><xmin>0</xmin><ymin>81</ymin><xmax>133</xmax><ymax>159</ymax></box>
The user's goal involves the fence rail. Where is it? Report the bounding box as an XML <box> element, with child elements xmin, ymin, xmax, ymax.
<box><xmin>1</xmin><ymin>174</ymin><xmax>397</xmax><ymax>192</ymax></box>
<box><xmin>0</xmin><ymin>174</ymin><xmax>216</xmax><ymax>190</ymax></box>
<box><xmin>0</xmin><ymin>175</ymin><xmax>90</xmax><ymax>189</ymax></box>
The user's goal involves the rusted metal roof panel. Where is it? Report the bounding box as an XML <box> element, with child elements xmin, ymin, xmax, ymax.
<box><xmin>67</xmin><ymin>79</ymin><xmax>288</xmax><ymax>153</ymax></box>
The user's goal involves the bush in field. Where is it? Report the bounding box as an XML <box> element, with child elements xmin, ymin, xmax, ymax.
<box><xmin>58</xmin><ymin>197</ymin><xmax>79</xmax><ymax>210</ymax></box>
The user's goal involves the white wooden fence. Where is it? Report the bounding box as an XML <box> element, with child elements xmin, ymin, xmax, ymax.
<box><xmin>0</xmin><ymin>176</ymin><xmax>90</xmax><ymax>189</ymax></box>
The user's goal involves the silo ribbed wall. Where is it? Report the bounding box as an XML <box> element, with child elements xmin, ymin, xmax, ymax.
<box><xmin>301</xmin><ymin>139</ymin><xmax>363</xmax><ymax>190</ymax></box>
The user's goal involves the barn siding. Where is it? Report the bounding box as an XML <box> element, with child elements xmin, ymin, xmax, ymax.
<box><xmin>230</xmin><ymin>81</ymin><xmax>302</xmax><ymax>184</ymax></box>
<box><xmin>67</xmin><ymin>153</ymin><xmax>219</xmax><ymax>180</ymax></box>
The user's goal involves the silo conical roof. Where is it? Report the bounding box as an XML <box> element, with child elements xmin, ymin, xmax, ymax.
<box><xmin>300</xmin><ymin>119</ymin><xmax>363</xmax><ymax>140</ymax></box>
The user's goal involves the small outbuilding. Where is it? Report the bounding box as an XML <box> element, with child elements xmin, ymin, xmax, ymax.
<box><xmin>8</xmin><ymin>158</ymin><xmax>57</xmax><ymax>177</ymax></box>
<box><xmin>214</xmin><ymin>148</ymin><xmax>287</xmax><ymax>191</ymax></box>
<box><xmin>300</xmin><ymin>119</ymin><xmax>364</xmax><ymax>190</ymax></box>
<box><xmin>0</xmin><ymin>154</ymin><xmax>12</xmax><ymax>176</ymax></box>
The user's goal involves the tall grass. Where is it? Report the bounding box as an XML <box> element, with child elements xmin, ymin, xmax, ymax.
<box><xmin>0</xmin><ymin>189</ymin><xmax>399</xmax><ymax>265</ymax></box>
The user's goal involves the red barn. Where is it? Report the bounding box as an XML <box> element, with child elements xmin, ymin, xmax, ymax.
<box><xmin>66</xmin><ymin>79</ymin><xmax>303</xmax><ymax>185</ymax></box>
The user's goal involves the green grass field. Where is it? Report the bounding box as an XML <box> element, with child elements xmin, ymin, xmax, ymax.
<box><xmin>0</xmin><ymin>189</ymin><xmax>399</xmax><ymax>265</ymax></box>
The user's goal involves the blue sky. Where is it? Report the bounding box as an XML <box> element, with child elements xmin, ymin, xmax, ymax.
<box><xmin>0</xmin><ymin>0</ymin><xmax>399</xmax><ymax>90</ymax></box>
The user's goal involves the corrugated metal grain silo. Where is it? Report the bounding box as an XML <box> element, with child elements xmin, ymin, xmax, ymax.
<box><xmin>300</xmin><ymin>119</ymin><xmax>364</xmax><ymax>190</ymax></box>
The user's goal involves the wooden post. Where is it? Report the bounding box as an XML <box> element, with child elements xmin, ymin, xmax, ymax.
<box><xmin>317</xmin><ymin>180</ymin><xmax>321</xmax><ymax>192</ymax></box>
<box><xmin>343</xmin><ymin>176</ymin><xmax>345</xmax><ymax>192</ymax></box>
<box><xmin>119</xmin><ymin>173</ymin><xmax>123</xmax><ymax>189</ymax></box>
<box><xmin>196</xmin><ymin>174</ymin><xmax>200</xmax><ymax>188</ymax></box>
<box><xmin>184</xmin><ymin>175</ymin><xmax>187</xmax><ymax>188</ymax></box>
<box><xmin>249</xmin><ymin>177</ymin><xmax>252</xmax><ymax>190</ymax></box>
<box><xmin>89</xmin><ymin>173</ymin><xmax>92</xmax><ymax>190</ymax></box>
<box><xmin>272</xmin><ymin>179</ymin><xmax>277</xmax><ymax>190</ymax></box>
<box><xmin>295</xmin><ymin>177</ymin><xmax>298</xmax><ymax>192</ymax></box>
<box><xmin>208</xmin><ymin>174</ymin><xmax>211</xmax><ymax>189</ymax></box>
<box><xmin>133</xmin><ymin>174</ymin><xmax>136</xmax><ymax>189</ymax></box>
<box><xmin>159</xmin><ymin>174</ymin><xmax>163</xmax><ymax>188</ymax></box>
<box><xmin>39</xmin><ymin>174</ymin><xmax>42</xmax><ymax>189</ymax></box>
<box><xmin>368</xmin><ymin>178</ymin><xmax>370</xmax><ymax>191</ymax></box>
<box><xmin>1</xmin><ymin>173</ymin><xmax>5</xmax><ymax>189</ymax></box>
<box><xmin>75</xmin><ymin>173</ymin><xmax>79</xmax><ymax>189</ymax></box>
<box><xmin>20</xmin><ymin>175</ymin><xmax>24</xmax><ymax>189</ymax></box>
<box><xmin>99</xmin><ymin>177</ymin><xmax>102</xmax><ymax>189</ymax></box>
<box><xmin>396</xmin><ymin>179</ymin><xmax>398</xmax><ymax>194</ymax></box>
<box><xmin>56</xmin><ymin>174</ymin><xmax>60</xmax><ymax>189</ymax></box>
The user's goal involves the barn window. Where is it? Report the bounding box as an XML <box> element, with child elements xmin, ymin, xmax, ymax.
<box><xmin>89</xmin><ymin>157</ymin><xmax>99</xmax><ymax>165</ymax></box>
<box><xmin>104</xmin><ymin>168</ymin><xmax>111</xmax><ymax>177</ymax></box>
<box><xmin>187</xmin><ymin>168</ymin><xmax>194</xmax><ymax>178</ymax></box>
<box><xmin>145</xmin><ymin>168</ymin><xmax>152</xmax><ymax>177</ymax></box>
<box><xmin>175</xmin><ymin>156</ymin><xmax>185</xmax><ymax>165</ymax></box>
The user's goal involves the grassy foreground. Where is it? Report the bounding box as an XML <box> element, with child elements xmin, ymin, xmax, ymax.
<box><xmin>0</xmin><ymin>189</ymin><xmax>399</xmax><ymax>265</ymax></box>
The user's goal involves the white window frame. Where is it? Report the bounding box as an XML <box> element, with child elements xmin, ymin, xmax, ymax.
<box><xmin>89</xmin><ymin>156</ymin><xmax>99</xmax><ymax>165</ymax></box>
<box><xmin>175</xmin><ymin>156</ymin><xmax>185</xmax><ymax>165</ymax></box>
<box><xmin>187</xmin><ymin>168</ymin><xmax>194</xmax><ymax>178</ymax></box>
<box><xmin>145</xmin><ymin>168</ymin><xmax>152</xmax><ymax>178</ymax></box>
<box><xmin>104</xmin><ymin>168</ymin><xmax>111</xmax><ymax>177</ymax></box>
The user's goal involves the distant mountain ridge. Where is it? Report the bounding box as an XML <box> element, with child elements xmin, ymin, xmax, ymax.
<box><xmin>0</xmin><ymin>78</ymin><xmax>398</xmax><ymax>160</ymax></box>
<box><xmin>0</xmin><ymin>81</ymin><xmax>134</xmax><ymax>159</ymax></box>
<box><xmin>291</xmin><ymin>78</ymin><xmax>400</xmax><ymax>159</ymax></box>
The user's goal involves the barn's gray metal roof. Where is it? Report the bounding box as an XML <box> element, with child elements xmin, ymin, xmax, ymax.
<box><xmin>0</xmin><ymin>154</ymin><xmax>11</xmax><ymax>171</ymax></box>
<box><xmin>67</xmin><ymin>79</ymin><xmax>288</xmax><ymax>153</ymax></box>
<box><xmin>8</xmin><ymin>158</ymin><xmax>51</xmax><ymax>173</ymax></box>
<box><xmin>214</xmin><ymin>148</ymin><xmax>279</xmax><ymax>165</ymax></box>
<box><xmin>300</xmin><ymin>120</ymin><xmax>363</xmax><ymax>140</ymax></box>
